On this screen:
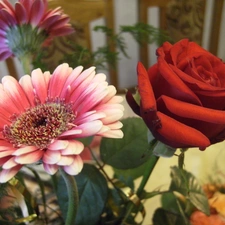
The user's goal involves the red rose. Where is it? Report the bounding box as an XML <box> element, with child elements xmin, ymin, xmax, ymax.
<box><xmin>126</xmin><ymin>39</ymin><xmax>225</xmax><ymax>150</ymax></box>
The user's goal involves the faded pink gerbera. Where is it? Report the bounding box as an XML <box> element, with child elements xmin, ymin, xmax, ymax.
<box><xmin>0</xmin><ymin>0</ymin><xmax>74</xmax><ymax>60</ymax></box>
<box><xmin>0</xmin><ymin>63</ymin><xmax>124</xmax><ymax>183</ymax></box>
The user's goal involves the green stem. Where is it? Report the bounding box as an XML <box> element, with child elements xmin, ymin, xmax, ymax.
<box><xmin>121</xmin><ymin>155</ymin><xmax>159</xmax><ymax>225</ymax></box>
<box><xmin>178</xmin><ymin>148</ymin><xmax>188</xmax><ymax>170</ymax></box>
<box><xmin>137</xmin><ymin>155</ymin><xmax>159</xmax><ymax>196</ymax></box>
<box><xmin>19</xmin><ymin>54</ymin><xmax>33</xmax><ymax>74</ymax></box>
<box><xmin>59</xmin><ymin>169</ymin><xmax>79</xmax><ymax>225</ymax></box>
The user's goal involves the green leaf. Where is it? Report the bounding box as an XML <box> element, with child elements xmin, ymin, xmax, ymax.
<box><xmin>57</xmin><ymin>164</ymin><xmax>108</xmax><ymax>225</ymax></box>
<box><xmin>170</xmin><ymin>166</ymin><xmax>210</xmax><ymax>215</ymax></box>
<box><xmin>152</xmin><ymin>208</ymin><xmax>189</xmax><ymax>225</ymax></box>
<box><xmin>76</xmin><ymin>136</ymin><xmax>93</xmax><ymax>147</ymax></box>
<box><xmin>113</xmin><ymin>159</ymin><xmax>154</xmax><ymax>187</ymax></box>
<box><xmin>161</xmin><ymin>192</ymin><xmax>182</xmax><ymax>214</ymax></box>
<box><xmin>100</xmin><ymin>117</ymin><xmax>153</xmax><ymax>169</ymax></box>
<box><xmin>160</xmin><ymin>192</ymin><xmax>191</xmax><ymax>225</ymax></box>
<box><xmin>120</xmin><ymin>23</ymin><xmax>172</xmax><ymax>46</ymax></box>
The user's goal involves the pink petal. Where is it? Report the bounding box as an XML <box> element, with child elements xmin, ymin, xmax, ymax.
<box><xmin>61</xmin><ymin>120</ymin><xmax>103</xmax><ymax>138</ymax></box>
<box><xmin>15</xmin><ymin>2</ymin><xmax>28</xmax><ymax>24</ymax></box>
<box><xmin>0</xmin><ymin>51</ymin><xmax>12</xmax><ymax>60</ymax></box>
<box><xmin>29</xmin><ymin>0</ymin><xmax>45</xmax><ymax>26</ymax></box>
<box><xmin>105</xmin><ymin>95</ymin><xmax>124</xmax><ymax>104</ymax></box>
<box><xmin>39</xmin><ymin>14</ymin><xmax>61</xmax><ymax>31</ymax></box>
<box><xmin>19</xmin><ymin>0</ymin><xmax>32</xmax><ymax>15</ymax></box>
<box><xmin>48</xmin><ymin>140</ymin><xmax>69</xmax><ymax>150</ymax></box>
<box><xmin>0</xmin><ymin>150</ymin><xmax>15</xmax><ymax>157</ymax></box>
<box><xmin>97</xmin><ymin>125</ymin><xmax>110</xmax><ymax>134</ymax></box>
<box><xmin>0</xmin><ymin>18</ymin><xmax>9</xmax><ymax>30</ymax></box>
<box><xmin>99</xmin><ymin>129</ymin><xmax>124</xmax><ymax>138</ymax></box>
<box><xmin>95</xmin><ymin>85</ymin><xmax>116</xmax><ymax>104</ymax></box>
<box><xmin>60</xmin><ymin>66</ymin><xmax>83</xmax><ymax>99</ymax></box>
<box><xmin>15</xmin><ymin>150</ymin><xmax>43</xmax><ymax>164</ymax></box>
<box><xmin>19</xmin><ymin>75</ymin><xmax>35</xmax><ymax>106</ymax></box>
<box><xmin>101</xmin><ymin>109</ymin><xmax>124</xmax><ymax>124</ymax></box>
<box><xmin>61</xmin><ymin>140</ymin><xmax>84</xmax><ymax>155</ymax></box>
<box><xmin>0</xmin><ymin>0</ymin><xmax>15</xmax><ymax>15</ymax></box>
<box><xmin>43</xmin><ymin>163</ymin><xmax>58</xmax><ymax>175</ymax></box>
<box><xmin>76</xmin><ymin>120</ymin><xmax>103</xmax><ymax>137</ymax></box>
<box><xmin>0</xmin><ymin>115</ymin><xmax>10</xmax><ymax>126</ymax></box>
<box><xmin>0</xmin><ymin>156</ymin><xmax>11</xmax><ymax>166</ymax></box>
<box><xmin>50</xmin><ymin>26</ymin><xmax>74</xmax><ymax>36</ymax></box>
<box><xmin>0</xmin><ymin>46</ymin><xmax>10</xmax><ymax>54</ymax></box>
<box><xmin>72</xmin><ymin>82</ymin><xmax>107</xmax><ymax>112</ymax></box>
<box><xmin>0</xmin><ymin>29</ymin><xmax>6</xmax><ymax>37</ymax></box>
<box><xmin>75</xmin><ymin>111</ymin><xmax>105</xmax><ymax>126</ymax></box>
<box><xmin>42</xmin><ymin>150</ymin><xmax>61</xmax><ymax>164</ymax></box>
<box><xmin>0</xmin><ymin>165</ymin><xmax>22</xmax><ymax>183</ymax></box>
<box><xmin>12</xmin><ymin>146</ymin><xmax>39</xmax><ymax>156</ymax></box>
<box><xmin>57</xmin><ymin>155</ymin><xmax>73</xmax><ymax>166</ymax></box>
<box><xmin>70</xmin><ymin>80</ymin><xmax>99</xmax><ymax>107</ymax></box>
<box><xmin>31</xmin><ymin>68</ymin><xmax>48</xmax><ymax>103</ymax></box>
<box><xmin>0</xmin><ymin>9</ymin><xmax>17</xmax><ymax>27</ymax></box>
<box><xmin>42</xmin><ymin>6</ymin><xmax>61</xmax><ymax>20</ymax></box>
<box><xmin>107</xmin><ymin>121</ymin><xmax>123</xmax><ymax>129</ymax></box>
<box><xmin>48</xmin><ymin>15</ymin><xmax>70</xmax><ymax>31</ymax></box>
<box><xmin>0</xmin><ymin>140</ymin><xmax>14</xmax><ymax>151</ymax></box>
<box><xmin>48</xmin><ymin>63</ymin><xmax>72</xmax><ymax>98</ymax></box>
<box><xmin>0</xmin><ymin>85</ymin><xmax>22</xmax><ymax>116</ymax></box>
<box><xmin>0</xmin><ymin>98</ymin><xmax>13</xmax><ymax>120</ymax></box>
<box><xmin>69</xmin><ymin>67</ymin><xmax>96</xmax><ymax>93</ymax></box>
<box><xmin>2</xmin><ymin>76</ymin><xmax>31</xmax><ymax>111</ymax></box>
<box><xmin>63</xmin><ymin>155</ymin><xmax>83</xmax><ymax>175</ymax></box>
<box><xmin>2</xmin><ymin>157</ymin><xmax>17</xmax><ymax>169</ymax></box>
<box><xmin>59</xmin><ymin>129</ymin><xmax>82</xmax><ymax>138</ymax></box>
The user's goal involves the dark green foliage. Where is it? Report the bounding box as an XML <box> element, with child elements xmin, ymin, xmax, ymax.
<box><xmin>100</xmin><ymin>117</ymin><xmax>154</xmax><ymax>169</ymax></box>
<box><xmin>56</xmin><ymin>164</ymin><xmax>108</xmax><ymax>225</ymax></box>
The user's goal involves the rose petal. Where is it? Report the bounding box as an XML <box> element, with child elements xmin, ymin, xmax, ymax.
<box><xmin>158</xmin><ymin>95</ymin><xmax>225</xmax><ymax>124</ymax></box>
<box><xmin>142</xmin><ymin>111</ymin><xmax>210</xmax><ymax>149</ymax></box>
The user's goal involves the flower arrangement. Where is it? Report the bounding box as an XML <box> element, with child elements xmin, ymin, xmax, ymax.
<box><xmin>0</xmin><ymin>1</ymin><xmax>224</xmax><ymax>225</ymax></box>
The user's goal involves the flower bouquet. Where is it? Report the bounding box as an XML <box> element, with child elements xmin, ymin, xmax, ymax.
<box><xmin>0</xmin><ymin>0</ymin><xmax>225</xmax><ymax>225</ymax></box>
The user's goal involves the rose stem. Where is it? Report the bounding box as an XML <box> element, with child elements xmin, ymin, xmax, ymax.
<box><xmin>121</xmin><ymin>155</ymin><xmax>159</xmax><ymax>224</ymax></box>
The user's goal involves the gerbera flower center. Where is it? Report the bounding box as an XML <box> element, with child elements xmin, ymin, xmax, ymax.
<box><xmin>3</xmin><ymin>102</ymin><xmax>76</xmax><ymax>148</ymax></box>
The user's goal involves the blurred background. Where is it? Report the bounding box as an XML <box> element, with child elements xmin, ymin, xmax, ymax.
<box><xmin>5</xmin><ymin>0</ymin><xmax>225</xmax><ymax>91</ymax></box>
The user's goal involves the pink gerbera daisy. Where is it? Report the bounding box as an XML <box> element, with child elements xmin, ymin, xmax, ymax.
<box><xmin>0</xmin><ymin>0</ymin><xmax>74</xmax><ymax>60</ymax></box>
<box><xmin>0</xmin><ymin>63</ymin><xmax>124</xmax><ymax>183</ymax></box>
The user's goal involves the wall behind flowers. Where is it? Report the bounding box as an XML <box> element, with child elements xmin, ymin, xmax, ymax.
<box><xmin>3</xmin><ymin>0</ymin><xmax>225</xmax><ymax>89</ymax></box>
